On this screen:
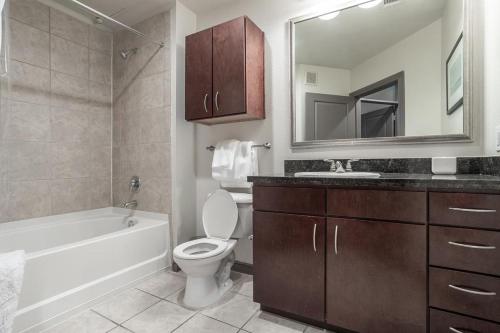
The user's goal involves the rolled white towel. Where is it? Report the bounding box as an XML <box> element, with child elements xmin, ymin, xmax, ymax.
<box><xmin>0</xmin><ymin>251</ymin><xmax>26</xmax><ymax>333</ymax></box>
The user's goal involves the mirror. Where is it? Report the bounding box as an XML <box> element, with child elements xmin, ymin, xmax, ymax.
<box><xmin>291</xmin><ymin>0</ymin><xmax>470</xmax><ymax>147</ymax></box>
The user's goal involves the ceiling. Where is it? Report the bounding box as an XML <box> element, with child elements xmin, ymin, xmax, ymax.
<box><xmin>45</xmin><ymin>0</ymin><xmax>241</xmax><ymax>29</ymax></box>
<box><xmin>295</xmin><ymin>0</ymin><xmax>451</xmax><ymax>69</ymax></box>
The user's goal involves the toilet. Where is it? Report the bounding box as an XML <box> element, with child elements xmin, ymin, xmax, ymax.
<box><xmin>173</xmin><ymin>189</ymin><xmax>253</xmax><ymax>308</ymax></box>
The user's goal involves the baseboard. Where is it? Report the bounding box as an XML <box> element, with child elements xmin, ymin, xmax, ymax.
<box><xmin>232</xmin><ymin>261</ymin><xmax>253</xmax><ymax>275</ymax></box>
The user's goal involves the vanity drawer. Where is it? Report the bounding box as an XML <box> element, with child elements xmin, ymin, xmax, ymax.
<box><xmin>429</xmin><ymin>267</ymin><xmax>500</xmax><ymax>322</ymax></box>
<box><xmin>253</xmin><ymin>186</ymin><xmax>326</xmax><ymax>216</ymax></box>
<box><xmin>430</xmin><ymin>226</ymin><xmax>500</xmax><ymax>276</ymax></box>
<box><xmin>430</xmin><ymin>309</ymin><xmax>500</xmax><ymax>333</ymax></box>
<box><xmin>430</xmin><ymin>192</ymin><xmax>500</xmax><ymax>230</ymax></box>
<box><xmin>327</xmin><ymin>189</ymin><xmax>426</xmax><ymax>223</ymax></box>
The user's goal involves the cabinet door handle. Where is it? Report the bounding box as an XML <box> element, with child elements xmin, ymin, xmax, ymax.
<box><xmin>203</xmin><ymin>93</ymin><xmax>208</xmax><ymax>113</ymax></box>
<box><xmin>448</xmin><ymin>284</ymin><xmax>497</xmax><ymax>296</ymax></box>
<box><xmin>334</xmin><ymin>225</ymin><xmax>339</xmax><ymax>255</ymax></box>
<box><xmin>449</xmin><ymin>327</ymin><xmax>481</xmax><ymax>333</ymax></box>
<box><xmin>448</xmin><ymin>241</ymin><xmax>496</xmax><ymax>250</ymax></box>
<box><xmin>449</xmin><ymin>207</ymin><xmax>497</xmax><ymax>213</ymax></box>
<box><xmin>312</xmin><ymin>223</ymin><xmax>317</xmax><ymax>252</ymax></box>
<box><xmin>215</xmin><ymin>91</ymin><xmax>220</xmax><ymax>112</ymax></box>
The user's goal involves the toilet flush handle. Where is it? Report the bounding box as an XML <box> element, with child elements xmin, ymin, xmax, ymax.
<box><xmin>248</xmin><ymin>235</ymin><xmax>254</xmax><ymax>240</ymax></box>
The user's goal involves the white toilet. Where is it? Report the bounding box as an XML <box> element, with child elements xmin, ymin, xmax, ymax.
<box><xmin>173</xmin><ymin>189</ymin><xmax>253</xmax><ymax>308</ymax></box>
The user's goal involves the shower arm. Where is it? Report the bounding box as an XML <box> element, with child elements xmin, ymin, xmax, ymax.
<box><xmin>67</xmin><ymin>0</ymin><xmax>166</xmax><ymax>48</ymax></box>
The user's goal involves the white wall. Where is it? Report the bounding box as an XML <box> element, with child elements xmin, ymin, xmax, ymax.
<box><xmin>189</xmin><ymin>0</ymin><xmax>489</xmax><ymax>264</ymax></box>
<box><xmin>171</xmin><ymin>1</ymin><xmax>197</xmax><ymax>251</ymax></box>
<box><xmin>441</xmin><ymin>0</ymin><xmax>464</xmax><ymax>134</ymax></box>
<box><xmin>295</xmin><ymin>64</ymin><xmax>351</xmax><ymax>141</ymax></box>
<box><xmin>351</xmin><ymin>19</ymin><xmax>443</xmax><ymax>136</ymax></box>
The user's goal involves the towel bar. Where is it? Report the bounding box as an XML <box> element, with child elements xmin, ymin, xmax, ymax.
<box><xmin>206</xmin><ymin>142</ymin><xmax>271</xmax><ymax>151</ymax></box>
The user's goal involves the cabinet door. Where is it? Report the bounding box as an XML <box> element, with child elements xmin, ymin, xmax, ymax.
<box><xmin>185</xmin><ymin>28</ymin><xmax>212</xmax><ymax>120</ymax></box>
<box><xmin>326</xmin><ymin>218</ymin><xmax>426</xmax><ymax>333</ymax></box>
<box><xmin>253</xmin><ymin>211</ymin><xmax>325</xmax><ymax>321</ymax></box>
<box><xmin>212</xmin><ymin>17</ymin><xmax>246</xmax><ymax>117</ymax></box>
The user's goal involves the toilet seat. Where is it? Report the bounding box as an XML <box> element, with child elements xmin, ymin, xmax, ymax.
<box><xmin>173</xmin><ymin>238</ymin><xmax>228</xmax><ymax>260</ymax></box>
<box><xmin>173</xmin><ymin>189</ymin><xmax>238</xmax><ymax>261</ymax></box>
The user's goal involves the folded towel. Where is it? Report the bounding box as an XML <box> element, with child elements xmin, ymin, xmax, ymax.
<box><xmin>221</xmin><ymin>141</ymin><xmax>259</xmax><ymax>188</ymax></box>
<box><xmin>212</xmin><ymin>140</ymin><xmax>239</xmax><ymax>181</ymax></box>
<box><xmin>0</xmin><ymin>251</ymin><xmax>26</xmax><ymax>333</ymax></box>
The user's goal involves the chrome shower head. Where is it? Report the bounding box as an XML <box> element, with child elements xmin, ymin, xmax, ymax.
<box><xmin>120</xmin><ymin>48</ymin><xmax>138</xmax><ymax>60</ymax></box>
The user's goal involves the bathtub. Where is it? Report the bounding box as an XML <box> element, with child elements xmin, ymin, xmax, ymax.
<box><xmin>0</xmin><ymin>208</ymin><xmax>170</xmax><ymax>332</ymax></box>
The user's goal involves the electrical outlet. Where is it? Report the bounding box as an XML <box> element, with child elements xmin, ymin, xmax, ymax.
<box><xmin>496</xmin><ymin>126</ymin><xmax>500</xmax><ymax>152</ymax></box>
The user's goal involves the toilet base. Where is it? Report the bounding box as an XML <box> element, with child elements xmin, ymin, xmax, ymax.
<box><xmin>183</xmin><ymin>276</ymin><xmax>233</xmax><ymax>308</ymax></box>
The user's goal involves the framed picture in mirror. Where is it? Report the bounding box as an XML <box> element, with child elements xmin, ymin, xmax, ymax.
<box><xmin>446</xmin><ymin>33</ymin><xmax>464</xmax><ymax>115</ymax></box>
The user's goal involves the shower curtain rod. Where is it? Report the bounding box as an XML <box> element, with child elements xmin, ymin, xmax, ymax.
<box><xmin>67</xmin><ymin>0</ymin><xmax>165</xmax><ymax>47</ymax></box>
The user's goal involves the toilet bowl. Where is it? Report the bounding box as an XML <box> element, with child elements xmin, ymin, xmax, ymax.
<box><xmin>173</xmin><ymin>189</ymin><xmax>252</xmax><ymax>308</ymax></box>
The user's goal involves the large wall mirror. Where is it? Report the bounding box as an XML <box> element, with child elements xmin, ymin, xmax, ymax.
<box><xmin>291</xmin><ymin>0</ymin><xmax>476</xmax><ymax>148</ymax></box>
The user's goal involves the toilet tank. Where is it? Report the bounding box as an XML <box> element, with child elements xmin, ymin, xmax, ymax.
<box><xmin>229</xmin><ymin>193</ymin><xmax>253</xmax><ymax>238</ymax></box>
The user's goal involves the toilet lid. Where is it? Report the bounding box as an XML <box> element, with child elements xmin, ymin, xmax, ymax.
<box><xmin>203</xmin><ymin>189</ymin><xmax>238</xmax><ymax>240</ymax></box>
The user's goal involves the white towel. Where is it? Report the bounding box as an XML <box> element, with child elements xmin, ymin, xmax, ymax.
<box><xmin>212</xmin><ymin>140</ymin><xmax>239</xmax><ymax>181</ymax></box>
<box><xmin>0</xmin><ymin>251</ymin><xmax>26</xmax><ymax>333</ymax></box>
<box><xmin>221</xmin><ymin>141</ymin><xmax>259</xmax><ymax>188</ymax></box>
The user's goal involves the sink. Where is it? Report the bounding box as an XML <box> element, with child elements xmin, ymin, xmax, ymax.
<box><xmin>294</xmin><ymin>171</ymin><xmax>381</xmax><ymax>178</ymax></box>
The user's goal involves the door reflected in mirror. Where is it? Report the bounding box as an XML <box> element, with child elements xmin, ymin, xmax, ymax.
<box><xmin>292</xmin><ymin>0</ymin><xmax>465</xmax><ymax>145</ymax></box>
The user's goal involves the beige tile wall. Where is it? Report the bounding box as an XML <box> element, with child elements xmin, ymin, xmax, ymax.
<box><xmin>112</xmin><ymin>12</ymin><xmax>171</xmax><ymax>214</ymax></box>
<box><xmin>0</xmin><ymin>0</ymin><xmax>112</xmax><ymax>222</ymax></box>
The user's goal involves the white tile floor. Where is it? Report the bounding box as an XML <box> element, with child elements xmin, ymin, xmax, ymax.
<box><xmin>44</xmin><ymin>270</ymin><xmax>333</xmax><ymax>333</ymax></box>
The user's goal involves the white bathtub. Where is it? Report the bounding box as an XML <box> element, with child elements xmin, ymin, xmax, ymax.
<box><xmin>0</xmin><ymin>208</ymin><xmax>170</xmax><ymax>333</ymax></box>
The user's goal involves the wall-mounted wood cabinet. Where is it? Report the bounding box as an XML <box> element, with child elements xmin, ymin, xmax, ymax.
<box><xmin>185</xmin><ymin>16</ymin><xmax>265</xmax><ymax>124</ymax></box>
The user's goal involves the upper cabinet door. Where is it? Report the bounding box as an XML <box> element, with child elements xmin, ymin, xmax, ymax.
<box><xmin>185</xmin><ymin>28</ymin><xmax>213</xmax><ymax>121</ymax></box>
<box><xmin>212</xmin><ymin>17</ymin><xmax>246</xmax><ymax>117</ymax></box>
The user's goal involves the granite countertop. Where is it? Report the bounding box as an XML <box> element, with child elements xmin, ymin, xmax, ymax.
<box><xmin>247</xmin><ymin>173</ymin><xmax>500</xmax><ymax>192</ymax></box>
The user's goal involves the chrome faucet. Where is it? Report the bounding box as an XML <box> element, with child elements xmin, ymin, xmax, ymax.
<box><xmin>324</xmin><ymin>159</ymin><xmax>346</xmax><ymax>173</ymax></box>
<box><xmin>122</xmin><ymin>200</ymin><xmax>138</xmax><ymax>209</ymax></box>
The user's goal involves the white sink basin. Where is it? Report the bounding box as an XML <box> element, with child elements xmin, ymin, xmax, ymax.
<box><xmin>294</xmin><ymin>171</ymin><xmax>381</xmax><ymax>178</ymax></box>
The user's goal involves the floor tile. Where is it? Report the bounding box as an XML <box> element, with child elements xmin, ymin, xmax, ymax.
<box><xmin>201</xmin><ymin>293</ymin><xmax>259</xmax><ymax>328</ymax></box>
<box><xmin>123</xmin><ymin>300</ymin><xmax>195</xmax><ymax>333</ymax></box>
<box><xmin>243</xmin><ymin>311</ymin><xmax>306</xmax><ymax>333</ymax></box>
<box><xmin>108</xmin><ymin>327</ymin><xmax>133</xmax><ymax>333</ymax></box>
<box><xmin>174</xmin><ymin>314</ymin><xmax>239</xmax><ymax>333</ymax></box>
<box><xmin>92</xmin><ymin>288</ymin><xmax>160</xmax><ymax>324</ymax></box>
<box><xmin>165</xmin><ymin>288</ymin><xmax>184</xmax><ymax>305</ymax></box>
<box><xmin>135</xmin><ymin>270</ymin><xmax>185</xmax><ymax>299</ymax></box>
<box><xmin>43</xmin><ymin>310</ymin><xmax>116</xmax><ymax>333</ymax></box>
<box><xmin>231</xmin><ymin>272</ymin><xmax>253</xmax><ymax>298</ymax></box>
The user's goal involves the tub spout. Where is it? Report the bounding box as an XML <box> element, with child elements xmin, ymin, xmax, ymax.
<box><xmin>122</xmin><ymin>200</ymin><xmax>138</xmax><ymax>209</ymax></box>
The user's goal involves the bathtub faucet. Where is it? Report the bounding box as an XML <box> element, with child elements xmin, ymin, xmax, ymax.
<box><xmin>122</xmin><ymin>200</ymin><xmax>138</xmax><ymax>209</ymax></box>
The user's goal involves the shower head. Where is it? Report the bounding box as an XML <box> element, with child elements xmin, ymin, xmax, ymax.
<box><xmin>120</xmin><ymin>48</ymin><xmax>138</xmax><ymax>60</ymax></box>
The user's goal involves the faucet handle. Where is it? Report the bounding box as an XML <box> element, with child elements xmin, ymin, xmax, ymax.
<box><xmin>323</xmin><ymin>159</ymin><xmax>336</xmax><ymax>172</ymax></box>
<box><xmin>346</xmin><ymin>159</ymin><xmax>359</xmax><ymax>172</ymax></box>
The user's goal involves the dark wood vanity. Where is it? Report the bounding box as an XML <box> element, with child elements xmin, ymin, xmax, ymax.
<box><xmin>251</xmin><ymin>181</ymin><xmax>500</xmax><ymax>333</ymax></box>
<box><xmin>185</xmin><ymin>16</ymin><xmax>265</xmax><ymax>124</ymax></box>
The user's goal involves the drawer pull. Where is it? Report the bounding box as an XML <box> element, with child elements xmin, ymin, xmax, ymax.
<box><xmin>448</xmin><ymin>284</ymin><xmax>497</xmax><ymax>296</ymax></box>
<box><xmin>313</xmin><ymin>223</ymin><xmax>317</xmax><ymax>253</ymax></box>
<box><xmin>448</xmin><ymin>241</ymin><xmax>496</xmax><ymax>250</ymax></box>
<box><xmin>449</xmin><ymin>327</ymin><xmax>481</xmax><ymax>333</ymax></box>
<box><xmin>334</xmin><ymin>225</ymin><xmax>339</xmax><ymax>255</ymax></box>
<box><xmin>449</xmin><ymin>207</ymin><xmax>497</xmax><ymax>213</ymax></box>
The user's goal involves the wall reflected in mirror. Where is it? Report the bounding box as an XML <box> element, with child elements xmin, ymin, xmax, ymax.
<box><xmin>293</xmin><ymin>0</ymin><xmax>464</xmax><ymax>144</ymax></box>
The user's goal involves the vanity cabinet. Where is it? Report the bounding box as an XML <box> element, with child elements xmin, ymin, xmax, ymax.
<box><xmin>253</xmin><ymin>211</ymin><xmax>325</xmax><ymax>321</ymax></box>
<box><xmin>326</xmin><ymin>218</ymin><xmax>426</xmax><ymax>333</ymax></box>
<box><xmin>429</xmin><ymin>191</ymin><xmax>500</xmax><ymax>330</ymax></box>
<box><xmin>252</xmin><ymin>186</ymin><xmax>427</xmax><ymax>332</ymax></box>
<box><xmin>185</xmin><ymin>16</ymin><xmax>265</xmax><ymax>124</ymax></box>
